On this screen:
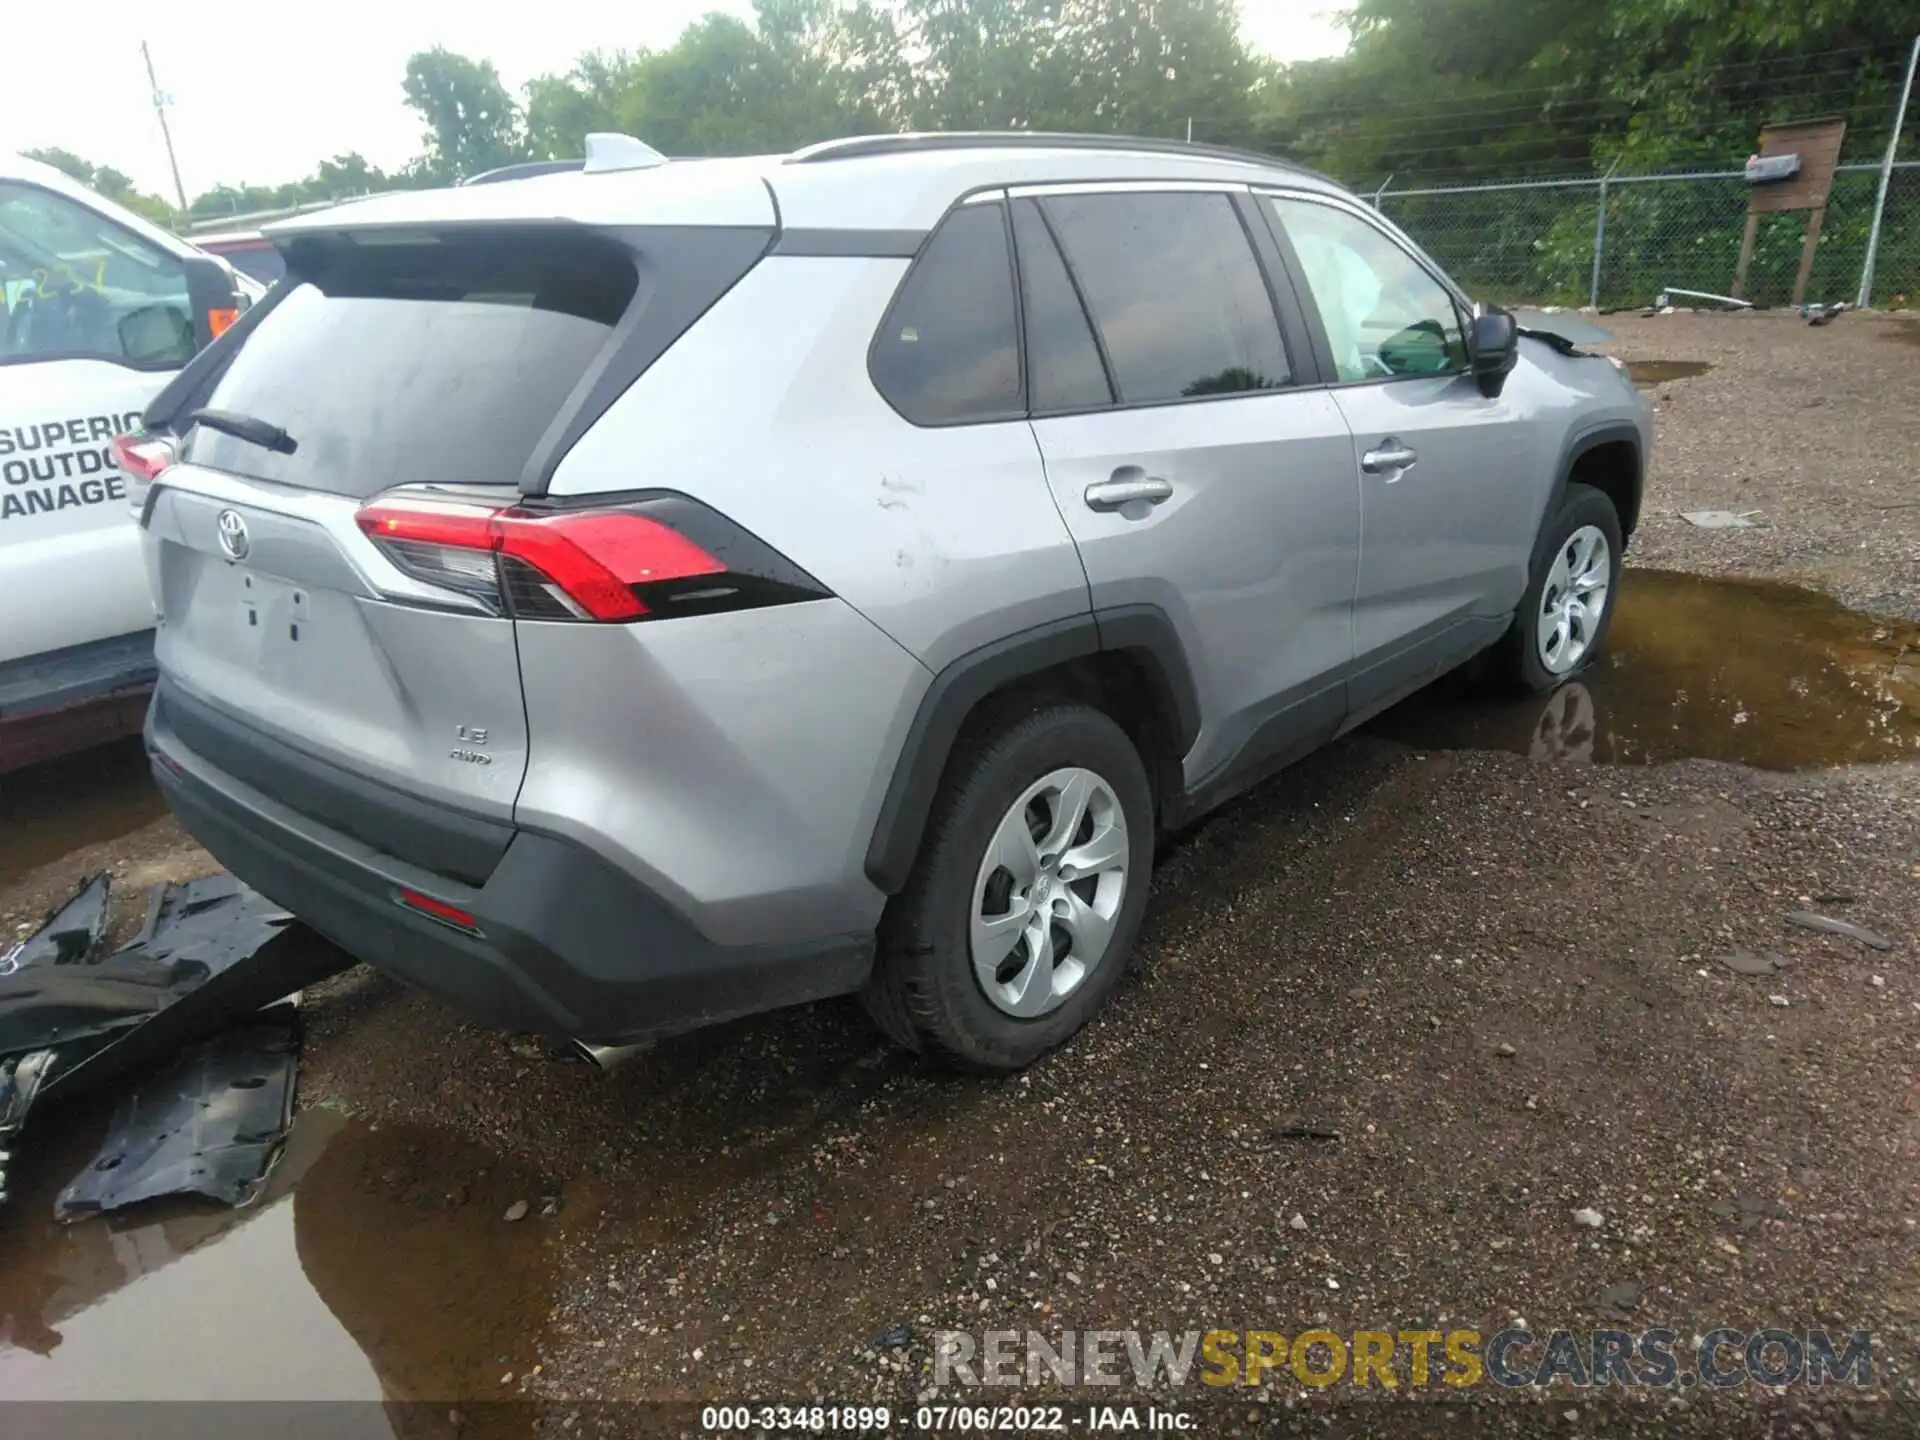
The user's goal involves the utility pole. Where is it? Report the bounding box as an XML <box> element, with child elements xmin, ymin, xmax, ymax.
<box><xmin>141</xmin><ymin>40</ymin><xmax>189</xmax><ymax>214</ymax></box>
<box><xmin>1858</xmin><ymin>32</ymin><xmax>1919</xmax><ymax>308</ymax></box>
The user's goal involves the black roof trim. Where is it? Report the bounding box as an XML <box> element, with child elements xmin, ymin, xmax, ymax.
<box><xmin>786</xmin><ymin>131</ymin><xmax>1328</xmax><ymax>181</ymax></box>
<box><xmin>461</xmin><ymin>159</ymin><xmax>585</xmax><ymax>186</ymax></box>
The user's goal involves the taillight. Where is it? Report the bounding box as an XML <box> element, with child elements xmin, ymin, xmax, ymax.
<box><xmin>110</xmin><ymin>432</ymin><xmax>176</xmax><ymax>483</ymax></box>
<box><xmin>353</xmin><ymin>494</ymin><xmax>827</xmax><ymax>623</ymax></box>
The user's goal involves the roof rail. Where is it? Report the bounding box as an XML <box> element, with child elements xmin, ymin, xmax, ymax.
<box><xmin>786</xmin><ymin>131</ymin><xmax>1318</xmax><ymax>177</ymax></box>
<box><xmin>462</xmin><ymin>158</ymin><xmax>584</xmax><ymax>186</ymax></box>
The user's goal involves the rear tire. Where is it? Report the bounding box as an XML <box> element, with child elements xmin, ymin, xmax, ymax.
<box><xmin>1488</xmin><ymin>482</ymin><xmax>1624</xmax><ymax>695</ymax></box>
<box><xmin>863</xmin><ymin>703</ymin><xmax>1154</xmax><ymax>1073</ymax></box>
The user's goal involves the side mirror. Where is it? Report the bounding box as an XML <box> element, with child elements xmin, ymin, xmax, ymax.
<box><xmin>1469</xmin><ymin>306</ymin><xmax>1519</xmax><ymax>398</ymax></box>
<box><xmin>118</xmin><ymin>303</ymin><xmax>196</xmax><ymax>366</ymax></box>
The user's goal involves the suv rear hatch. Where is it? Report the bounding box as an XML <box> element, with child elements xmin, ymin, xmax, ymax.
<box><xmin>141</xmin><ymin>178</ymin><xmax>774</xmax><ymax>883</ymax></box>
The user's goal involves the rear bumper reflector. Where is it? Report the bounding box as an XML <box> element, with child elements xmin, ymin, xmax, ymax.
<box><xmin>395</xmin><ymin>887</ymin><xmax>483</xmax><ymax>936</ymax></box>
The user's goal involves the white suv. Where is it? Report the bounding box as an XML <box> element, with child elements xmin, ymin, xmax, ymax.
<box><xmin>0</xmin><ymin>153</ymin><xmax>256</xmax><ymax>770</ymax></box>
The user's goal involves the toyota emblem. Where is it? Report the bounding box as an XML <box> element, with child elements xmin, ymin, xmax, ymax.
<box><xmin>215</xmin><ymin>509</ymin><xmax>251</xmax><ymax>562</ymax></box>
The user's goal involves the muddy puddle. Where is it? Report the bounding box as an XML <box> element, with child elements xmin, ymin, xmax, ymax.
<box><xmin>1626</xmin><ymin>359</ymin><xmax>1713</xmax><ymax>385</ymax></box>
<box><xmin>0</xmin><ymin>739</ymin><xmax>166</xmax><ymax>893</ymax></box>
<box><xmin>0</xmin><ymin>1100</ymin><xmax>556</xmax><ymax>1435</ymax></box>
<box><xmin>1373</xmin><ymin>570</ymin><xmax>1920</xmax><ymax>769</ymax></box>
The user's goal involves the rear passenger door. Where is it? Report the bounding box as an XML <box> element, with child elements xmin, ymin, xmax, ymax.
<box><xmin>1017</xmin><ymin>185</ymin><xmax>1361</xmax><ymax>796</ymax></box>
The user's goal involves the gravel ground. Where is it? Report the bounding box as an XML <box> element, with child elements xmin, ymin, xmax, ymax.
<box><xmin>1</xmin><ymin>312</ymin><xmax>1915</xmax><ymax>1435</ymax></box>
<box><xmin>1601</xmin><ymin>309</ymin><xmax>1920</xmax><ymax>619</ymax></box>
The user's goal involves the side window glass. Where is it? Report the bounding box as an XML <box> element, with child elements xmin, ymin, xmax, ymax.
<box><xmin>1041</xmin><ymin>192</ymin><xmax>1288</xmax><ymax>405</ymax></box>
<box><xmin>1010</xmin><ymin>199</ymin><xmax>1112</xmax><ymax>411</ymax></box>
<box><xmin>870</xmin><ymin>201</ymin><xmax>1022</xmax><ymax>425</ymax></box>
<box><xmin>1265</xmin><ymin>197</ymin><xmax>1467</xmax><ymax>383</ymax></box>
<box><xmin>0</xmin><ymin>182</ymin><xmax>195</xmax><ymax>368</ymax></box>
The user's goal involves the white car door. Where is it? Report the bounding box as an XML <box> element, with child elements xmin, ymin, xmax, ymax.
<box><xmin>0</xmin><ymin>173</ymin><xmax>202</xmax><ymax>676</ymax></box>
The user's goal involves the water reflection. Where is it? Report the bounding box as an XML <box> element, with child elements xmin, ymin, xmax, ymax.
<box><xmin>0</xmin><ymin>1105</ymin><xmax>554</xmax><ymax>1438</ymax></box>
<box><xmin>1374</xmin><ymin>570</ymin><xmax>1920</xmax><ymax>769</ymax></box>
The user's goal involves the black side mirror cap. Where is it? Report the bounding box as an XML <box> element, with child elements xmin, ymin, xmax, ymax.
<box><xmin>1470</xmin><ymin>306</ymin><xmax>1520</xmax><ymax>398</ymax></box>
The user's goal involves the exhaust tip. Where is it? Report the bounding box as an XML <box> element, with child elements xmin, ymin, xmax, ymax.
<box><xmin>567</xmin><ymin>1040</ymin><xmax>651</xmax><ymax>1073</ymax></box>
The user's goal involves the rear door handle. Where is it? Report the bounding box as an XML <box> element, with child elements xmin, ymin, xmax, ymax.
<box><xmin>1361</xmin><ymin>440</ymin><xmax>1419</xmax><ymax>476</ymax></box>
<box><xmin>1084</xmin><ymin>471</ymin><xmax>1173</xmax><ymax>512</ymax></box>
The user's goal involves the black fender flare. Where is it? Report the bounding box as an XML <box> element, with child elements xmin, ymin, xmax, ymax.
<box><xmin>1547</xmin><ymin>419</ymin><xmax>1644</xmax><ymax>536</ymax></box>
<box><xmin>863</xmin><ymin>606</ymin><xmax>1199</xmax><ymax>894</ymax></box>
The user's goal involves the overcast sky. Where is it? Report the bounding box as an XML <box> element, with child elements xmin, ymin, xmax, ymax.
<box><xmin>2</xmin><ymin>0</ymin><xmax>1349</xmax><ymax>202</ymax></box>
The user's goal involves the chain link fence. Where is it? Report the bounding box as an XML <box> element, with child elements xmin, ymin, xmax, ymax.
<box><xmin>1371</xmin><ymin>161</ymin><xmax>1920</xmax><ymax>311</ymax></box>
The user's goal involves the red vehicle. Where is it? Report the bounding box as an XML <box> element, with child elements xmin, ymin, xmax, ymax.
<box><xmin>191</xmin><ymin>229</ymin><xmax>285</xmax><ymax>285</ymax></box>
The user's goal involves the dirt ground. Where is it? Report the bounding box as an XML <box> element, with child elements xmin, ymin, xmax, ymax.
<box><xmin>1603</xmin><ymin>309</ymin><xmax>1920</xmax><ymax>619</ymax></box>
<box><xmin>1</xmin><ymin>310</ymin><xmax>1916</xmax><ymax>1436</ymax></box>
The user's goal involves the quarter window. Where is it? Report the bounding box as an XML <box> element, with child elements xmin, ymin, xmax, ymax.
<box><xmin>1040</xmin><ymin>192</ymin><xmax>1288</xmax><ymax>405</ymax></box>
<box><xmin>870</xmin><ymin>202</ymin><xmax>1023</xmax><ymax>425</ymax></box>
<box><xmin>1265</xmin><ymin>197</ymin><xmax>1467</xmax><ymax>383</ymax></box>
<box><xmin>0</xmin><ymin>182</ymin><xmax>195</xmax><ymax>368</ymax></box>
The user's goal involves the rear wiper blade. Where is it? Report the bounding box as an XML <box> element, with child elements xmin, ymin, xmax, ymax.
<box><xmin>189</xmin><ymin>408</ymin><xmax>297</xmax><ymax>455</ymax></box>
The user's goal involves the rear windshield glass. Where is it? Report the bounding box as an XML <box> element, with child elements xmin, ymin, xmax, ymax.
<box><xmin>184</xmin><ymin>228</ymin><xmax>636</xmax><ymax>494</ymax></box>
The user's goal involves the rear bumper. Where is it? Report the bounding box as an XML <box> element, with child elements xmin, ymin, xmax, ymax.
<box><xmin>147</xmin><ymin>686</ymin><xmax>873</xmax><ymax>1042</ymax></box>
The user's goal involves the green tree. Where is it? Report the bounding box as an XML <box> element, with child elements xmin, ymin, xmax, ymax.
<box><xmin>307</xmin><ymin>152</ymin><xmax>391</xmax><ymax>198</ymax></box>
<box><xmin>24</xmin><ymin>147</ymin><xmax>178</xmax><ymax>224</ymax></box>
<box><xmin>608</xmin><ymin>9</ymin><xmax>880</xmax><ymax>156</ymax></box>
<box><xmin>402</xmin><ymin>48</ymin><xmax>526</xmax><ymax>181</ymax></box>
<box><xmin>1258</xmin><ymin>0</ymin><xmax>1917</xmax><ymax>181</ymax></box>
<box><xmin>515</xmin><ymin>0</ymin><xmax>1266</xmax><ymax>158</ymax></box>
<box><xmin>525</xmin><ymin>52</ymin><xmax>644</xmax><ymax>159</ymax></box>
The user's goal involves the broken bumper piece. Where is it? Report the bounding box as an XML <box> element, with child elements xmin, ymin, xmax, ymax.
<box><xmin>58</xmin><ymin>1015</ymin><xmax>299</xmax><ymax>1218</ymax></box>
<box><xmin>0</xmin><ymin>871</ymin><xmax>348</xmax><ymax>1211</ymax></box>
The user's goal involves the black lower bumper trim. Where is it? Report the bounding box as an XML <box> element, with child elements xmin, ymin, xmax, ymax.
<box><xmin>154</xmin><ymin>680</ymin><xmax>513</xmax><ymax>886</ymax></box>
<box><xmin>149</xmin><ymin>703</ymin><xmax>873</xmax><ymax>1043</ymax></box>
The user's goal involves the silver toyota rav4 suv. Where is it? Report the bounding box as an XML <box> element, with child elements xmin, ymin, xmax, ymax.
<box><xmin>134</xmin><ymin>133</ymin><xmax>1651</xmax><ymax>1072</ymax></box>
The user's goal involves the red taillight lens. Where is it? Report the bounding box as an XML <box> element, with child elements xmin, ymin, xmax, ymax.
<box><xmin>355</xmin><ymin>501</ymin><xmax>726</xmax><ymax>622</ymax></box>
<box><xmin>110</xmin><ymin>432</ymin><xmax>176</xmax><ymax>483</ymax></box>
<box><xmin>395</xmin><ymin>887</ymin><xmax>481</xmax><ymax>935</ymax></box>
<box><xmin>499</xmin><ymin>511</ymin><xmax>723</xmax><ymax>620</ymax></box>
